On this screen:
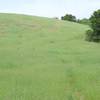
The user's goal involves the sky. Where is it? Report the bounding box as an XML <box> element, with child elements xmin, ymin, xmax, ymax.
<box><xmin>0</xmin><ymin>0</ymin><xmax>100</xmax><ymax>19</ymax></box>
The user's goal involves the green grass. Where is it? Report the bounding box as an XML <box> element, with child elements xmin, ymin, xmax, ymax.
<box><xmin>0</xmin><ymin>13</ymin><xmax>100</xmax><ymax>100</ymax></box>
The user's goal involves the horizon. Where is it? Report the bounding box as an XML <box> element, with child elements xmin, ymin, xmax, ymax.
<box><xmin>0</xmin><ymin>0</ymin><xmax>100</xmax><ymax>19</ymax></box>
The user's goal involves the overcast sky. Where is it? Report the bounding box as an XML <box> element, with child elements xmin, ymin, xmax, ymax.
<box><xmin>0</xmin><ymin>0</ymin><xmax>100</xmax><ymax>19</ymax></box>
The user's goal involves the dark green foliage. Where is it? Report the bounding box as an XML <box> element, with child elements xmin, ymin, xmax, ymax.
<box><xmin>86</xmin><ymin>30</ymin><xmax>94</xmax><ymax>41</ymax></box>
<box><xmin>86</xmin><ymin>9</ymin><xmax>100</xmax><ymax>42</ymax></box>
<box><xmin>61</xmin><ymin>14</ymin><xmax>76</xmax><ymax>22</ymax></box>
<box><xmin>90</xmin><ymin>9</ymin><xmax>100</xmax><ymax>35</ymax></box>
<box><xmin>61</xmin><ymin>14</ymin><xmax>91</xmax><ymax>25</ymax></box>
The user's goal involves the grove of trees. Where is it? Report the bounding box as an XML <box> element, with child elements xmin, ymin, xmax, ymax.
<box><xmin>61</xmin><ymin>14</ymin><xmax>76</xmax><ymax>22</ymax></box>
<box><xmin>61</xmin><ymin>14</ymin><xmax>90</xmax><ymax>25</ymax></box>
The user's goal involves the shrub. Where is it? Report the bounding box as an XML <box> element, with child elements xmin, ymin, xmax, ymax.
<box><xmin>86</xmin><ymin>30</ymin><xmax>93</xmax><ymax>41</ymax></box>
<box><xmin>86</xmin><ymin>30</ymin><xmax>100</xmax><ymax>42</ymax></box>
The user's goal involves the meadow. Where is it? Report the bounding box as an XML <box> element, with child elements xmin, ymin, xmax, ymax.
<box><xmin>0</xmin><ymin>13</ymin><xmax>100</xmax><ymax>100</ymax></box>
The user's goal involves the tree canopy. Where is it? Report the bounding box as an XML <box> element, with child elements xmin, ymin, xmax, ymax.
<box><xmin>86</xmin><ymin>9</ymin><xmax>100</xmax><ymax>42</ymax></box>
<box><xmin>61</xmin><ymin>14</ymin><xmax>76</xmax><ymax>22</ymax></box>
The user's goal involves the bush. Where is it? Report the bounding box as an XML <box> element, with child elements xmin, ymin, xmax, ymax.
<box><xmin>86</xmin><ymin>30</ymin><xmax>93</xmax><ymax>41</ymax></box>
<box><xmin>86</xmin><ymin>30</ymin><xmax>100</xmax><ymax>42</ymax></box>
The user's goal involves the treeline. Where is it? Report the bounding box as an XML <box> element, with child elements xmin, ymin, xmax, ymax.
<box><xmin>61</xmin><ymin>9</ymin><xmax>100</xmax><ymax>42</ymax></box>
<box><xmin>61</xmin><ymin>14</ymin><xmax>90</xmax><ymax>25</ymax></box>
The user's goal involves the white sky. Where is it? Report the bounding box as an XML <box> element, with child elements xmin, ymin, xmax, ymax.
<box><xmin>0</xmin><ymin>0</ymin><xmax>100</xmax><ymax>19</ymax></box>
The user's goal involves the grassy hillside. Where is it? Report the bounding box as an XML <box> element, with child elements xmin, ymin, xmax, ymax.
<box><xmin>0</xmin><ymin>13</ymin><xmax>100</xmax><ymax>100</ymax></box>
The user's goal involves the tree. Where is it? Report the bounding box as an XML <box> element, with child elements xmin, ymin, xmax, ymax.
<box><xmin>90</xmin><ymin>9</ymin><xmax>100</xmax><ymax>35</ymax></box>
<box><xmin>86</xmin><ymin>9</ymin><xmax>100</xmax><ymax>42</ymax></box>
<box><xmin>61</xmin><ymin>14</ymin><xmax>76</xmax><ymax>22</ymax></box>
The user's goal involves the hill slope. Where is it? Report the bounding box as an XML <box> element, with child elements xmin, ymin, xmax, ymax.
<box><xmin>0</xmin><ymin>13</ymin><xmax>100</xmax><ymax>100</ymax></box>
